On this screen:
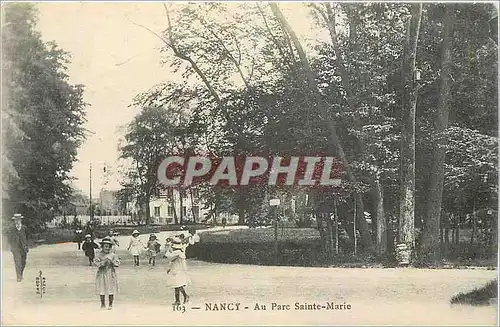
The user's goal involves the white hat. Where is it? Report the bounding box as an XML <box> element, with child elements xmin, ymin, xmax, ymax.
<box><xmin>11</xmin><ymin>213</ymin><xmax>24</xmax><ymax>220</ymax></box>
<box><xmin>132</xmin><ymin>230</ymin><xmax>140</xmax><ymax>235</ymax></box>
<box><xmin>85</xmin><ymin>234</ymin><xmax>92</xmax><ymax>238</ymax></box>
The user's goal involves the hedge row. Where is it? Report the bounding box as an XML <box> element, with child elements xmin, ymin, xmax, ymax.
<box><xmin>188</xmin><ymin>240</ymin><xmax>376</xmax><ymax>267</ymax></box>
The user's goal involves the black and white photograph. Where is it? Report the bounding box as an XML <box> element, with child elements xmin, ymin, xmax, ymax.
<box><xmin>1</xmin><ymin>1</ymin><xmax>498</xmax><ymax>325</ymax></box>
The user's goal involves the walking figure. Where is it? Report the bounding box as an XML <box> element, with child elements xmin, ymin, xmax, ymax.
<box><xmin>94</xmin><ymin>237</ymin><xmax>120</xmax><ymax>310</ymax></box>
<box><xmin>165</xmin><ymin>235</ymin><xmax>190</xmax><ymax>305</ymax></box>
<box><xmin>127</xmin><ymin>230</ymin><xmax>145</xmax><ymax>266</ymax></box>
<box><xmin>7</xmin><ymin>213</ymin><xmax>29</xmax><ymax>282</ymax></box>
<box><xmin>75</xmin><ymin>228</ymin><xmax>83</xmax><ymax>250</ymax></box>
<box><xmin>146</xmin><ymin>234</ymin><xmax>161</xmax><ymax>266</ymax></box>
<box><xmin>111</xmin><ymin>231</ymin><xmax>120</xmax><ymax>253</ymax></box>
<box><xmin>82</xmin><ymin>234</ymin><xmax>99</xmax><ymax>266</ymax></box>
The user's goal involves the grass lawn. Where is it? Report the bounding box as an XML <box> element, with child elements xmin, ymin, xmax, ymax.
<box><xmin>201</xmin><ymin>227</ymin><xmax>321</xmax><ymax>243</ymax></box>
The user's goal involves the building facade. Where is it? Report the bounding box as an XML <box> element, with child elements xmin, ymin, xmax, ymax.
<box><xmin>149</xmin><ymin>187</ymin><xmax>210</xmax><ymax>225</ymax></box>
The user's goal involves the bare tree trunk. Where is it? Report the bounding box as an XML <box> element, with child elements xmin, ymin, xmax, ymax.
<box><xmin>179</xmin><ymin>187</ymin><xmax>184</xmax><ymax>224</ymax></box>
<box><xmin>326</xmin><ymin>217</ymin><xmax>334</xmax><ymax>256</ymax></box>
<box><xmin>373</xmin><ymin>177</ymin><xmax>387</xmax><ymax>256</ymax></box>
<box><xmin>170</xmin><ymin>195</ymin><xmax>178</xmax><ymax>225</ymax></box>
<box><xmin>334</xmin><ymin>198</ymin><xmax>339</xmax><ymax>254</ymax></box>
<box><xmin>421</xmin><ymin>4</ymin><xmax>455</xmax><ymax>259</ymax></box>
<box><xmin>189</xmin><ymin>188</ymin><xmax>196</xmax><ymax>223</ymax></box>
<box><xmin>470</xmin><ymin>206</ymin><xmax>477</xmax><ymax>245</ymax></box>
<box><xmin>398</xmin><ymin>4</ymin><xmax>423</xmax><ymax>259</ymax></box>
<box><xmin>144</xmin><ymin>194</ymin><xmax>151</xmax><ymax>226</ymax></box>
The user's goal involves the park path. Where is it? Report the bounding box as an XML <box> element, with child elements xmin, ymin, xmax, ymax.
<box><xmin>2</xmin><ymin>229</ymin><xmax>497</xmax><ymax>326</ymax></box>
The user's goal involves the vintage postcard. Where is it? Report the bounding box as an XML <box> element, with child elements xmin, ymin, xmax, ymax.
<box><xmin>1</xmin><ymin>1</ymin><xmax>498</xmax><ymax>326</ymax></box>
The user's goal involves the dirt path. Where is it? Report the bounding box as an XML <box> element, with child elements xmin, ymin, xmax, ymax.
<box><xmin>2</xmin><ymin>240</ymin><xmax>497</xmax><ymax>326</ymax></box>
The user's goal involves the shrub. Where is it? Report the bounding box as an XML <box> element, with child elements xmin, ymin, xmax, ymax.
<box><xmin>451</xmin><ymin>279</ymin><xmax>497</xmax><ymax>305</ymax></box>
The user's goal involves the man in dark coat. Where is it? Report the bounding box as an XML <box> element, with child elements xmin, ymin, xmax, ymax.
<box><xmin>7</xmin><ymin>213</ymin><xmax>29</xmax><ymax>282</ymax></box>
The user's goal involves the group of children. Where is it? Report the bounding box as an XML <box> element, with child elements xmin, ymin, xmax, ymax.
<box><xmin>80</xmin><ymin>228</ymin><xmax>199</xmax><ymax>309</ymax></box>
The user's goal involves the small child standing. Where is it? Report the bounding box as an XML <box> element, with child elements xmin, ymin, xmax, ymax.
<box><xmin>146</xmin><ymin>234</ymin><xmax>160</xmax><ymax>266</ymax></box>
<box><xmin>110</xmin><ymin>232</ymin><xmax>120</xmax><ymax>253</ymax></box>
<box><xmin>82</xmin><ymin>234</ymin><xmax>99</xmax><ymax>266</ymax></box>
<box><xmin>164</xmin><ymin>236</ymin><xmax>190</xmax><ymax>305</ymax></box>
<box><xmin>127</xmin><ymin>230</ymin><xmax>145</xmax><ymax>266</ymax></box>
<box><xmin>94</xmin><ymin>237</ymin><xmax>120</xmax><ymax>310</ymax></box>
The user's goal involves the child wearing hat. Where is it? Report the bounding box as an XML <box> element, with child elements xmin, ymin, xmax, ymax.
<box><xmin>94</xmin><ymin>237</ymin><xmax>120</xmax><ymax>310</ymax></box>
<box><xmin>164</xmin><ymin>235</ymin><xmax>190</xmax><ymax>305</ymax></box>
<box><xmin>82</xmin><ymin>234</ymin><xmax>99</xmax><ymax>266</ymax></box>
<box><xmin>110</xmin><ymin>231</ymin><xmax>120</xmax><ymax>253</ymax></box>
<box><xmin>146</xmin><ymin>234</ymin><xmax>160</xmax><ymax>266</ymax></box>
<box><xmin>127</xmin><ymin>230</ymin><xmax>145</xmax><ymax>266</ymax></box>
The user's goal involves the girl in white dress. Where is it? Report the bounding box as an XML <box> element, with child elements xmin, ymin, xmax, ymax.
<box><xmin>127</xmin><ymin>230</ymin><xmax>145</xmax><ymax>266</ymax></box>
<box><xmin>94</xmin><ymin>237</ymin><xmax>120</xmax><ymax>310</ymax></box>
<box><xmin>164</xmin><ymin>236</ymin><xmax>190</xmax><ymax>305</ymax></box>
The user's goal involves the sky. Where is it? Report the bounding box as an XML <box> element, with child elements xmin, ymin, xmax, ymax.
<box><xmin>35</xmin><ymin>2</ymin><xmax>324</xmax><ymax>197</ymax></box>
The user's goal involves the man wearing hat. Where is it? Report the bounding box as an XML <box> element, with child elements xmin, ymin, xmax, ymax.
<box><xmin>7</xmin><ymin>213</ymin><xmax>29</xmax><ymax>282</ymax></box>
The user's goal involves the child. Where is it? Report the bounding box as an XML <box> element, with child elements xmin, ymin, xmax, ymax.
<box><xmin>164</xmin><ymin>237</ymin><xmax>173</xmax><ymax>254</ymax></box>
<box><xmin>165</xmin><ymin>236</ymin><xmax>190</xmax><ymax>305</ymax></box>
<box><xmin>146</xmin><ymin>234</ymin><xmax>160</xmax><ymax>266</ymax></box>
<box><xmin>74</xmin><ymin>228</ymin><xmax>83</xmax><ymax>250</ymax></box>
<box><xmin>110</xmin><ymin>231</ymin><xmax>120</xmax><ymax>253</ymax></box>
<box><xmin>127</xmin><ymin>230</ymin><xmax>145</xmax><ymax>266</ymax></box>
<box><xmin>94</xmin><ymin>237</ymin><xmax>120</xmax><ymax>310</ymax></box>
<box><xmin>186</xmin><ymin>228</ymin><xmax>200</xmax><ymax>258</ymax></box>
<box><xmin>82</xmin><ymin>234</ymin><xmax>99</xmax><ymax>266</ymax></box>
<box><xmin>188</xmin><ymin>228</ymin><xmax>200</xmax><ymax>245</ymax></box>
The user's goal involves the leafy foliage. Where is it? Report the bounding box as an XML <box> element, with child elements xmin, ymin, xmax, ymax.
<box><xmin>2</xmin><ymin>3</ymin><xmax>87</xmax><ymax>231</ymax></box>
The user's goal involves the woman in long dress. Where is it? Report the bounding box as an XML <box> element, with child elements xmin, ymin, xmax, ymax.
<box><xmin>164</xmin><ymin>235</ymin><xmax>190</xmax><ymax>305</ymax></box>
<box><xmin>127</xmin><ymin>230</ymin><xmax>145</xmax><ymax>266</ymax></box>
<box><xmin>94</xmin><ymin>237</ymin><xmax>120</xmax><ymax>310</ymax></box>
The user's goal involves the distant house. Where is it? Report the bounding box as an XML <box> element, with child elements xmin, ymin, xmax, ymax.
<box><xmin>149</xmin><ymin>187</ymin><xmax>209</xmax><ymax>225</ymax></box>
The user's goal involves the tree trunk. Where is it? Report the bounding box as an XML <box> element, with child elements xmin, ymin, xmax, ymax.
<box><xmin>398</xmin><ymin>4</ymin><xmax>423</xmax><ymax>259</ymax></box>
<box><xmin>179</xmin><ymin>187</ymin><xmax>184</xmax><ymax>224</ymax></box>
<box><xmin>326</xmin><ymin>217</ymin><xmax>334</xmax><ymax>257</ymax></box>
<box><xmin>189</xmin><ymin>188</ymin><xmax>196</xmax><ymax>223</ymax></box>
<box><xmin>334</xmin><ymin>198</ymin><xmax>339</xmax><ymax>254</ymax></box>
<box><xmin>144</xmin><ymin>194</ymin><xmax>151</xmax><ymax>226</ymax></box>
<box><xmin>169</xmin><ymin>194</ymin><xmax>178</xmax><ymax>225</ymax></box>
<box><xmin>373</xmin><ymin>177</ymin><xmax>387</xmax><ymax>256</ymax></box>
<box><xmin>270</xmin><ymin>3</ymin><xmax>373</xmax><ymax>252</ymax></box>
<box><xmin>316</xmin><ymin>213</ymin><xmax>327</xmax><ymax>252</ymax></box>
<box><xmin>421</xmin><ymin>4</ymin><xmax>455</xmax><ymax>259</ymax></box>
<box><xmin>470</xmin><ymin>209</ymin><xmax>477</xmax><ymax>245</ymax></box>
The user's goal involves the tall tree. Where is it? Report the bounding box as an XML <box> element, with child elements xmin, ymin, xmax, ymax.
<box><xmin>270</xmin><ymin>3</ymin><xmax>375</xmax><ymax>252</ymax></box>
<box><xmin>2</xmin><ymin>3</ymin><xmax>87</xmax><ymax>231</ymax></box>
<box><xmin>120</xmin><ymin>106</ymin><xmax>178</xmax><ymax>225</ymax></box>
<box><xmin>398</xmin><ymin>3</ymin><xmax>422</xmax><ymax>257</ymax></box>
<box><xmin>421</xmin><ymin>4</ymin><xmax>456</xmax><ymax>259</ymax></box>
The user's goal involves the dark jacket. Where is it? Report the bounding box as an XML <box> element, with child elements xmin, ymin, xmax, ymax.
<box><xmin>82</xmin><ymin>240</ymin><xmax>99</xmax><ymax>258</ymax></box>
<box><xmin>8</xmin><ymin>225</ymin><xmax>29</xmax><ymax>254</ymax></box>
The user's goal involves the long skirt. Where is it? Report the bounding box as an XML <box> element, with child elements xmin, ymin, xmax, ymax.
<box><xmin>129</xmin><ymin>245</ymin><xmax>142</xmax><ymax>256</ymax></box>
<box><xmin>166</xmin><ymin>258</ymin><xmax>190</xmax><ymax>288</ymax></box>
<box><xmin>95</xmin><ymin>266</ymin><xmax>119</xmax><ymax>295</ymax></box>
